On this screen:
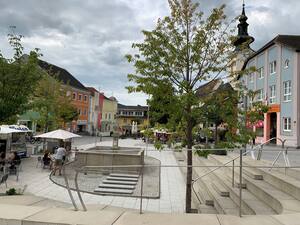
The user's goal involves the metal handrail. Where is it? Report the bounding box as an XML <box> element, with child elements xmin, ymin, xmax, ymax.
<box><xmin>191</xmin><ymin>137</ymin><xmax>288</xmax><ymax>217</ymax></box>
<box><xmin>50</xmin><ymin>141</ymin><xmax>291</xmax><ymax>216</ymax></box>
<box><xmin>51</xmin><ymin>160</ymin><xmax>300</xmax><ymax>214</ymax></box>
<box><xmin>192</xmin><ymin>137</ymin><xmax>287</xmax><ymax>186</ymax></box>
<box><xmin>251</xmin><ymin>137</ymin><xmax>286</xmax><ymax>160</ymax></box>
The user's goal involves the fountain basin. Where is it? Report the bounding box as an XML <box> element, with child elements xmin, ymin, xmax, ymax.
<box><xmin>75</xmin><ymin>146</ymin><xmax>144</xmax><ymax>172</ymax></box>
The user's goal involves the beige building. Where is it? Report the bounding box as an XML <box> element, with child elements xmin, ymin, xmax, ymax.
<box><xmin>100</xmin><ymin>95</ymin><xmax>118</xmax><ymax>136</ymax></box>
<box><xmin>117</xmin><ymin>104</ymin><xmax>149</xmax><ymax>135</ymax></box>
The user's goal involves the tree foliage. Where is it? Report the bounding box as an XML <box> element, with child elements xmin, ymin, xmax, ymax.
<box><xmin>0</xmin><ymin>33</ymin><xmax>42</xmax><ymax>123</ymax></box>
<box><xmin>126</xmin><ymin>0</ymin><xmax>240</xmax><ymax>212</ymax></box>
<box><xmin>31</xmin><ymin>74</ymin><xmax>78</xmax><ymax>132</ymax></box>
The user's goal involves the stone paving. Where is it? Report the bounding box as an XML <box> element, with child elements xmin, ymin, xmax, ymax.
<box><xmin>5</xmin><ymin>138</ymin><xmax>186</xmax><ymax>213</ymax></box>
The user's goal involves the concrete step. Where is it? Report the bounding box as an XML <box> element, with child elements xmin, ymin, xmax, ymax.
<box><xmin>103</xmin><ymin>180</ymin><xmax>137</xmax><ymax>185</ymax></box>
<box><xmin>195</xmin><ymin>156</ymin><xmax>276</xmax><ymax>215</ymax></box>
<box><xmin>94</xmin><ymin>188</ymin><xmax>133</xmax><ymax>194</ymax></box>
<box><xmin>110</xmin><ymin>173</ymin><xmax>139</xmax><ymax>178</ymax></box>
<box><xmin>98</xmin><ymin>184</ymin><xmax>135</xmax><ymax>190</ymax></box>
<box><xmin>193</xmin><ymin>180</ymin><xmax>214</xmax><ymax>206</ymax></box>
<box><xmin>278</xmin><ymin>167</ymin><xmax>300</xmax><ymax>181</ymax></box>
<box><xmin>212</xmin><ymin>181</ymin><xmax>229</xmax><ymax>197</ymax></box>
<box><xmin>225</xmin><ymin>156</ymin><xmax>300</xmax><ymax>214</ymax></box>
<box><xmin>209</xmin><ymin>154</ymin><xmax>263</xmax><ymax>180</ymax></box>
<box><xmin>197</xmin><ymin>204</ymin><xmax>218</xmax><ymax>214</ymax></box>
<box><xmin>234</xmin><ymin>154</ymin><xmax>300</xmax><ymax>203</ymax></box>
<box><xmin>206</xmin><ymin>181</ymin><xmax>240</xmax><ymax>215</ymax></box>
<box><xmin>179</xmin><ymin>151</ymin><xmax>214</xmax><ymax>207</ymax></box>
<box><xmin>107</xmin><ymin>177</ymin><xmax>138</xmax><ymax>182</ymax></box>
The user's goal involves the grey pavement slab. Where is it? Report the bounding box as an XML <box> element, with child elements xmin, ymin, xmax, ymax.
<box><xmin>0</xmin><ymin>195</ymin><xmax>46</xmax><ymax>206</ymax></box>
<box><xmin>272</xmin><ymin>213</ymin><xmax>300</xmax><ymax>225</ymax></box>
<box><xmin>114</xmin><ymin>212</ymin><xmax>221</xmax><ymax>225</ymax></box>
<box><xmin>24</xmin><ymin>207</ymin><xmax>124</xmax><ymax>225</ymax></box>
<box><xmin>0</xmin><ymin>203</ymin><xmax>46</xmax><ymax>221</ymax></box>
<box><xmin>218</xmin><ymin>215</ymin><xmax>283</xmax><ymax>225</ymax></box>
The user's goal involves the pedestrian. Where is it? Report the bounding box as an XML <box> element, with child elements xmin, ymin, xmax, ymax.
<box><xmin>52</xmin><ymin>142</ymin><xmax>66</xmax><ymax>176</ymax></box>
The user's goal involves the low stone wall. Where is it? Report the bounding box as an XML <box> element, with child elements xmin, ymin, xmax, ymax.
<box><xmin>75</xmin><ymin>147</ymin><xmax>144</xmax><ymax>173</ymax></box>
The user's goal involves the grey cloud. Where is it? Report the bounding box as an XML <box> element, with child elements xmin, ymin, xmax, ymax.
<box><xmin>1</xmin><ymin>0</ymin><xmax>300</xmax><ymax>105</ymax></box>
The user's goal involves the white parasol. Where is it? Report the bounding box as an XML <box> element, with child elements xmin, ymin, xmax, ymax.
<box><xmin>34</xmin><ymin>129</ymin><xmax>81</xmax><ymax>140</ymax></box>
<box><xmin>0</xmin><ymin>125</ymin><xmax>32</xmax><ymax>134</ymax></box>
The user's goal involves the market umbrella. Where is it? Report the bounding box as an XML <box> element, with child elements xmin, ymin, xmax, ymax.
<box><xmin>0</xmin><ymin>125</ymin><xmax>31</xmax><ymax>134</ymax></box>
<box><xmin>34</xmin><ymin>129</ymin><xmax>81</xmax><ymax>140</ymax></box>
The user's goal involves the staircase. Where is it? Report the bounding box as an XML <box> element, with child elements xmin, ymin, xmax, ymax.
<box><xmin>94</xmin><ymin>173</ymin><xmax>139</xmax><ymax>195</ymax></box>
<box><xmin>175</xmin><ymin>151</ymin><xmax>300</xmax><ymax>215</ymax></box>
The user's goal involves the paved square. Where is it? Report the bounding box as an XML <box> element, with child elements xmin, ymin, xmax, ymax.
<box><xmin>5</xmin><ymin>138</ymin><xmax>186</xmax><ymax>213</ymax></box>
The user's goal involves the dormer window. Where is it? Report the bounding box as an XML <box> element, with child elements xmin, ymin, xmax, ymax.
<box><xmin>284</xmin><ymin>59</ymin><xmax>290</xmax><ymax>68</ymax></box>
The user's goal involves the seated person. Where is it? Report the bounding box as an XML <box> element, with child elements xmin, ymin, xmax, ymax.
<box><xmin>0</xmin><ymin>152</ymin><xmax>5</xmax><ymax>165</ymax></box>
<box><xmin>8</xmin><ymin>152</ymin><xmax>20</xmax><ymax>174</ymax></box>
<box><xmin>42</xmin><ymin>151</ymin><xmax>51</xmax><ymax>168</ymax></box>
<box><xmin>0</xmin><ymin>152</ymin><xmax>5</xmax><ymax>171</ymax></box>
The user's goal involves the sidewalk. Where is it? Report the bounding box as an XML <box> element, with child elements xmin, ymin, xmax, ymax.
<box><xmin>0</xmin><ymin>201</ymin><xmax>298</xmax><ymax>225</ymax></box>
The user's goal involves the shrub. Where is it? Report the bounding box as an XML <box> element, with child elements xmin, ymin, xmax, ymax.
<box><xmin>6</xmin><ymin>188</ymin><xmax>17</xmax><ymax>195</ymax></box>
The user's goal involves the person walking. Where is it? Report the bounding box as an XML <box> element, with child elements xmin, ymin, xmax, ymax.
<box><xmin>53</xmin><ymin>143</ymin><xmax>66</xmax><ymax>176</ymax></box>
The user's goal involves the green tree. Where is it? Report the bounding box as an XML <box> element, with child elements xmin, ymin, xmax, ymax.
<box><xmin>198</xmin><ymin>82</ymin><xmax>238</xmax><ymax>145</ymax></box>
<box><xmin>126</xmin><ymin>0</ymin><xmax>239</xmax><ymax>212</ymax></box>
<box><xmin>0</xmin><ymin>33</ymin><xmax>41</xmax><ymax>123</ymax></box>
<box><xmin>148</xmin><ymin>81</ymin><xmax>180</xmax><ymax>127</ymax></box>
<box><xmin>32</xmin><ymin>74</ymin><xmax>78</xmax><ymax>132</ymax></box>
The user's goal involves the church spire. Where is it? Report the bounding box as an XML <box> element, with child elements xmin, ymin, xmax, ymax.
<box><xmin>233</xmin><ymin>1</ymin><xmax>254</xmax><ymax>50</ymax></box>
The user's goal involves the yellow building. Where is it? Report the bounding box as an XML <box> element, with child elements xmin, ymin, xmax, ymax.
<box><xmin>101</xmin><ymin>95</ymin><xmax>118</xmax><ymax>135</ymax></box>
<box><xmin>117</xmin><ymin>104</ymin><xmax>149</xmax><ymax>135</ymax></box>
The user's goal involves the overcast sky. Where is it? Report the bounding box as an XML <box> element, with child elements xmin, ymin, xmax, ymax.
<box><xmin>0</xmin><ymin>0</ymin><xmax>299</xmax><ymax>105</ymax></box>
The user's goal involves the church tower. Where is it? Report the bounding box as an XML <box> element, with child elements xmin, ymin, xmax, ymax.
<box><xmin>233</xmin><ymin>2</ymin><xmax>255</xmax><ymax>50</ymax></box>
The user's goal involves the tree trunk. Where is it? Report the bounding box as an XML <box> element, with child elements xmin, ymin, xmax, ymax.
<box><xmin>185</xmin><ymin>110</ymin><xmax>193</xmax><ymax>213</ymax></box>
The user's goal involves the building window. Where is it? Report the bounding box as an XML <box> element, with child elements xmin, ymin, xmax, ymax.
<box><xmin>269</xmin><ymin>61</ymin><xmax>276</xmax><ymax>75</ymax></box>
<box><xmin>105</xmin><ymin>113</ymin><xmax>107</xmax><ymax>119</ymax></box>
<box><xmin>249</xmin><ymin>73</ymin><xmax>254</xmax><ymax>83</ymax></box>
<box><xmin>83</xmin><ymin>109</ymin><xmax>87</xmax><ymax>115</ymax></box>
<box><xmin>283</xmin><ymin>117</ymin><xmax>292</xmax><ymax>132</ymax></box>
<box><xmin>78</xmin><ymin>109</ymin><xmax>82</xmax><ymax>115</ymax></box>
<box><xmin>108</xmin><ymin>113</ymin><xmax>111</xmax><ymax>120</ymax></box>
<box><xmin>284</xmin><ymin>59</ymin><xmax>290</xmax><ymax>68</ymax></box>
<box><xmin>269</xmin><ymin>85</ymin><xmax>276</xmax><ymax>104</ymax></box>
<box><xmin>283</xmin><ymin>80</ymin><xmax>292</xmax><ymax>102</ymax></box>
<box><xmin>78</xmin><ymin>94</ymin><xmax>82</xmax><ymax>101</ymax></box>
<box><xmin>258</xmin><ymin>67</ymin><xmax>264</xmax><ymax>79</ymax></box>
<box><xmin>73</xmin><ymin>93</ymin><xmax>76</xmax><ymax>100</ymax></box>
<box><xmin>257</xmin><ymin>89</ymin><xmax>264</xmax><ymax>101</ymax></box>
<box><xmin>84</xmin><ymin>95</ymin><xmax>87</xmax><ymax>102</ymax></box>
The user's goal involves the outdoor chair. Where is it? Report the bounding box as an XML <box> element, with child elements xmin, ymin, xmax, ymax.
<box><xmin>0</xmin><ymin>173</ymin><xmax>8</xmax><ymax>188</ymax></box>
<box><xmin>36</xmin><ymin>156</ymin><xmax>42</xmax><ymax>168</ymax></box>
